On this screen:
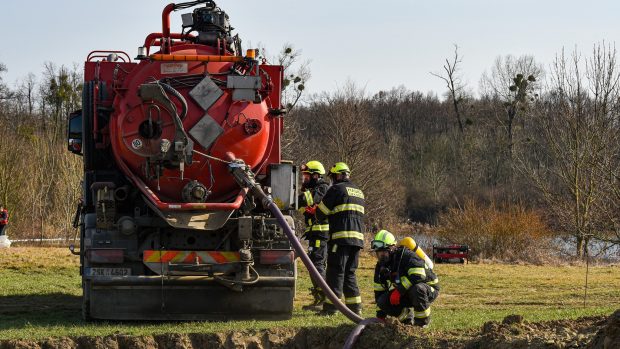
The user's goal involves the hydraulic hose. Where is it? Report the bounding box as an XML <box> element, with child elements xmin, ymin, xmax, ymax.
<box><xmin>228</xmin><ymin>160</ymin><xmax>379</xmax><ymax>346</ymax></box>
<box><xmin>343</xmin><ymin>318</ymin><xmax>379</xmax><ymax>349</ymax></box>
<box><xmin>267</xmin><ymin>201</ymin><xmax>365</xmax><ymax>323</ymax></box>
<box><xmin>158</xmin><ymin>82</ymin><xmax>188</xmax><ymax>120</ymax></box>
<box><xmin>267</xmin><ymin>201</ymin><xmax>380</xmax><ymax>349</ymax></box>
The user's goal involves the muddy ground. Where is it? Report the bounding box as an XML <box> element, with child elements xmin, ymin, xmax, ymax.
<box><xmin>1</xmin><ymin>310</ymin><xmax>618</xmax><ymax>349</ymax></box>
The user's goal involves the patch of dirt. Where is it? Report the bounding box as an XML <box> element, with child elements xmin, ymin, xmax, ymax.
<box><xmin>468</xmin><ymin>314</ymin><xmax>607</xmax><ymax>349</ymax></box>
<box><xmin>1</xmin><ymin>311</ymin><xmax>617</xmax><ymax>349</ymax></box>
<box><xmin>588</xmin><ymin>309</ymin><xmax>620</xmax><ymax>349</ymax></box>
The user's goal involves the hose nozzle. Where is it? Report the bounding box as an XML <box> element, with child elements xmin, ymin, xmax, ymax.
<box><xmin>228</xmin><ymin>160</ymin><xmax>272</xmax><ymax>208</ymax></box>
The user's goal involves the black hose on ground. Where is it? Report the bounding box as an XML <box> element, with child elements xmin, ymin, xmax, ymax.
<box><xmin>267</xmin><ymin>202</ymin><xmax>380</xmax><ymax>348</ymax></box>
<box><xmin>343</xmin><ymin>318</ymin><xmax>379</xmax><ymax>349</ymax></box>
<box><xmin>267</xmin><ymin>202</ymin><xmax>366</xmax><ymax>324</ymax></box>
<box><xmin>228</xmin><ymin>161</ymin><xmax>379</xmax><ymax>347</ymax></box>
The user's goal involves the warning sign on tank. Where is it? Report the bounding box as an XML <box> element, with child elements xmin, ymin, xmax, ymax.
<box><xmin>161</xmin><ymin>63</ymin><xmax>188</xmax><ymax>74</ymax></box>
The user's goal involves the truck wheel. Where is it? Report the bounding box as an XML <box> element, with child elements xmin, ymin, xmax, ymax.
<box><xmin>82</xmin><ymin>281</ymin><xmax>92</xmax><ymax>321</ymax></box>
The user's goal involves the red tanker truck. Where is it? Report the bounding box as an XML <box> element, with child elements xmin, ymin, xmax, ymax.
<box><xmin>67</xmin><ymin>0</ymin><xmax>298</xmax><ymax>320</ymax></box>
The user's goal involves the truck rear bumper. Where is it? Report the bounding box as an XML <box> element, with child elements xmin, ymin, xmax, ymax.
<box><xmin>87</xmin><ymin>276</ymin><xmax>295</xmax><ymax>320</ymax></box>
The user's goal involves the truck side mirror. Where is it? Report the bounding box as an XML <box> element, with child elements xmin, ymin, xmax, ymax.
<box><xmin>67</xmin><ymin>110</ymin><xmax>83</xmax><ymax>155</ymax></box>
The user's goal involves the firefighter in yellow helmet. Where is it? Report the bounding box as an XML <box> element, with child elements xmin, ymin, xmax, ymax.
<box><xmin>316</xmin><ymin>162</ymin><xmax>366</xmax><ymax>316</ymax></box>
<box><xmin>298</xmin><ymin>161</ymin><xmax>330</xmax><ymax>309</ymax></box>
<box><xmin>371</xmin><ymin>230</ymin><xmax>440</xmax><ymax>327</ymax></box>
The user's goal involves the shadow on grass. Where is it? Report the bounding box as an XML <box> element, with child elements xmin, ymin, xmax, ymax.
<box><xmin>0</xmin><ymin>293</ymin><xmax>315</xmax><ymax>332</ymax></box>
<box><xmin>0</xmin><ymin>293</ymin><xmax>83</xmax><ymax>330</ymax></box>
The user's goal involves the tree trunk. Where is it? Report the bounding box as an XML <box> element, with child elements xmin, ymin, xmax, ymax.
<box><xmin>583</xmin><ymin>237</ymin><xmax>589</xmax><ymax>260</ymax></box>
<box><xmin>451</xmin><ymin>95</ymin><xmax>464</xmax><ymax>133</ymax></box>
<box><xmin>507</xmin><ymin>107</ymin><xmax>516</xmax><ymax>155</ymax></box>
<box><xmin>576</xmin><ymin>235</ymin><xmax>584</xmax><ymax>258</ymax></box>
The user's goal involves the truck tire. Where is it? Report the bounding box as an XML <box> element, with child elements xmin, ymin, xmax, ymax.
<box><xmin>82</xmin><ymin>280</ymin><xmax>92</xmax><ymax>321</ymax></box>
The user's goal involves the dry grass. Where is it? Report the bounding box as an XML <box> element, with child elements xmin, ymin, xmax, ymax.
<box><xmin>0</xmin><ymin>247</ymin><xmax>618</xmax><ymax>340</ymax></box>
<box><xmin>436</xmin><ymin>201</ymin><xmax>553</xmax><ymax>263</ymax></box>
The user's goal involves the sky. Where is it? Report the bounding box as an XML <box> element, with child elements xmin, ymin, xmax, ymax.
<box><xmin>1</xmin><ymin>0</ymin><xmax>619</xmax><ymax>97</ymax></box>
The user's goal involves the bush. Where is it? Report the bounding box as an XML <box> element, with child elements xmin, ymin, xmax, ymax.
<box><xmin>436</xmin><ymin>200</ymin><xmax>552</xmax><ymax>263</ymax></box>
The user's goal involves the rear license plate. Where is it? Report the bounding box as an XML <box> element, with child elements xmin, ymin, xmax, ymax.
<box><xmin>87</xmin><ymin>268</ymin><xmax>131</xmax><ymax>277</ymax></box>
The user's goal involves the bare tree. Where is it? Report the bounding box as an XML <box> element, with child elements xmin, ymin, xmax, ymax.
<box><xmin>277</xmin><ymin>44</ymin><xmax>310</xmax><ymax>112</ymax></box>
<box><xmin>517</xmin><ymin>44</ymin><xmax>620</xmax><ymax>257</ymax></box>
<box><xmin>256</xmin><ymin>43</ymin><xmax>310</xmax><ymax>113</ymax></box>
<box><xmin>18</xmin><ymin>73</ymin><xmax>37</xmax><ymax>117</ymax></box>
<box><xmin>431</xmin><ymin>45</ymin><xmax>466</xmax><ymax>133</ymax></box>
<box><xmin>40</xmin><ymin>62</ymin><xmax>82</xmax><ymax>142</ymax></box>
<box><xmin>296</xmin><ymin>82</ymin><xmax>405</xmax><ymax>225</ymax></box>
<box><xmin>480</xmin><ymin>55</ymin><xmax>544</xmax><ymax>153</ymax></box>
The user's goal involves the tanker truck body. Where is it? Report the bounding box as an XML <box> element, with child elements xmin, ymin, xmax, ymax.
<box><xmin>67</xmin><ymin>0</ymin><xmax>297</xmax><ymax>320</ymax></box>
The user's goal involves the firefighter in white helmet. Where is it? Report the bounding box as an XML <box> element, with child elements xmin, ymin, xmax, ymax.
<box><xmin>371</xmin><ymin>230</ymin><xmax>440</xmax><ymax>327</ymax></box>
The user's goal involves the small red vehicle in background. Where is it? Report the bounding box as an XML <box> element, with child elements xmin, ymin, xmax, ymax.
<box><xmin>433</xmin><ymin>244</ymin><xmax>470</xmax><ymax>264</ymax></box>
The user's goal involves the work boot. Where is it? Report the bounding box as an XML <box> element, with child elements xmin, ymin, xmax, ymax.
<box><xmin>317</xmin><ymin>309</ymin><xmax>338</xmax><ymax>316</ymax></box>
<box><xmin>315</xmin><ymin>288</ymin><xmax>326</xmax><ymax>306</ymax></box>
<box><xmin>399</xmin><ymin>308</ymin><xmax>415</xmax><ymax>325</ymax></box>
<box><xmin>414</xmin><ymin>317</ymin><xmax>431</xmax><ymax>328</ymax></box>
<box><xmin>302</xmin><ymin>288</ymin><xmax>324</xmax><ymax>310</ymax></box>
<box><xmin>346</xmin><ymin>304</ymin><xmax>362</xmax><ymax>317</ymax></box>
<box><xmin>317</xmin><ymin>303</ymin><xmax>338</xmax><ymax>316</ymax></box>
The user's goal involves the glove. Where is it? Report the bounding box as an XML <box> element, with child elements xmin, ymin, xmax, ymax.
<box><xmin>379</xmin><ymin>266</ymin><xmax>390</xmax><ymax>279</ymax></box>
<box><xmin>389</xmin><ymin>289</ymin><xmax>401</xmax><ymax>306</ymax></box>
<box><xmin>305</xmin><ymin>205</ymin><xmax>317</xmax><ymax>215</ymax></box>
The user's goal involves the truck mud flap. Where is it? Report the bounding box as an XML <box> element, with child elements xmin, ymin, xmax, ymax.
<box><xmin>88</xmin><ymin>276</ymin><xmax>294</xmax><ymax>320</ymax></box>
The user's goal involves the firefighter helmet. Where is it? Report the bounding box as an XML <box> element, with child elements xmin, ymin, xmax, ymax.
<box><xmin>302</xmin><ymin>160</ymin><xmax>326</xmax><ymax>175</ymax></box>
<box><xmin>329</xmin><ymin>162</ymin><xmax>351</xmax><ymax>174</ymax></box>
<box><xmin>371</xmin><ymin>230</ymin><xmax>397</xmax><ymax>251</ymax></box>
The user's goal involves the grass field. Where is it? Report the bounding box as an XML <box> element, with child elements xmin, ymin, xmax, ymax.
<box><xmin>0</xmin><ymin>247</ymin><xmax>618</xmax><ymax>340</ymax></box>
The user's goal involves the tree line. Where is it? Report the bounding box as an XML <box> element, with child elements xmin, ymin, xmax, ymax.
<box><xmin>0</xmin><ymin>62</ymin><xmax>82</xmax><ymax>241</ymax></box>
<box><xmin>284</xmin><ymin>43</ymin><xmax>620</xmax><ymax>259</ymax></box>
<box><xmin>1</xmin><ymin>43</ymin><xmax>619</xmax><ymax>259</ymax></box>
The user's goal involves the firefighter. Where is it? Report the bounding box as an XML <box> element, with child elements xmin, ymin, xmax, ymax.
<box><xmin>0</xmin><ymin>204</ymin><xmax>8</xmax><ymax>236</ymax></box>
<box><xmin>298</xmin><ymin>160</ymin><xmax>330</xmax><ymax>309</ymax></box>
<box><xmin>371</xmin><ymin>230</ymin><xmax>440</xmax><ymax>327</ymax></box>
<box><xmin>316</xmin><ymin>162</ymin><xmax>365</xmax><ymax>316</ymax></box>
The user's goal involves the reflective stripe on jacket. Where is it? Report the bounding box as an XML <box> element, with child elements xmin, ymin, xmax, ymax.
<box><xmin>298</xmin><ymin>180</ymin><xmax>330</xmax><ymax>240</ymax></box>
<box><xmin>316</xmin><ymin>179</ymin><xmax>365</xmax><ymax>247</ymax></box>
<box><xmin>388</xmin><ymin>247</ymin><xmax>440</xmax><ymax>294</ymax></box>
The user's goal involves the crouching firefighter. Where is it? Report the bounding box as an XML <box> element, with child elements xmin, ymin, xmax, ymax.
<box><xmin>298</xmin><ymin>161</ymin><xmax>330</xmax><ymax>309</ymax></box>
<box><xmin>371</xmin><ymin>230</ymin><xmax>440</xmax><ymax>327</ymax></box>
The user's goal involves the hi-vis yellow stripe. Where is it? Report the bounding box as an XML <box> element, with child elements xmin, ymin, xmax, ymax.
<box><xmin>374</xmin><ymin>282</ymin><xmax>386</xmax><ymax>291</ymax></box>
<box><xmin>414</xmin><ymin>308</ymin><xmax>431</xmax><ymax>318</ymax></box>
<box><xmin>345</xmin><ymin>296</ymin><xmax>362</xmax><ymax>304</ymax></box>
<box><xmin>305</xmin><ymin>224</ymin><xmax>329</xmax><ymax>233</ymax></box>
<box><xmin>311</xmin><ymin>224</ymin><xmax>329</xmax><ymax>231</ymax></box>
<box><xmin>318</xmin><ymin>202</ymin><xmax>331</xmax><ymax>215</ymax></box>
<box><xmin>401</xmin><ymin>276</ymin><xmax>413</xmax><ymax>290</ymax></box>
<box><xmin>143</xmin><ymin>250</ymin><xmax>240</xmax><ymax>264</ymax></box>
<box><xmin>304</xmin><ymin>191</ymin><xmax>314</xmax><ymax>206</ymax></box>
<box><xmin>331</xmin><ymin>203</ymin><xmax>364</xmax><ymax>214</ymax></box>
<box><xmin>398</xmin><ymin>308</ymin><xmax>413</xmax><ymax>321</ymax></box>
<box><xmin>331</xmin><ymin>231</ymin><xmax>364</xmax><ymax>240</ymax></box>
<box><xmin>427</xmin><ymin>278</ymin><xmax>439</xmax><ymax>285</ymax></box>
<box><xmin>408</xmin><ymin>267</ymin><xmax>426</xmax><ymax>278</ymax></box>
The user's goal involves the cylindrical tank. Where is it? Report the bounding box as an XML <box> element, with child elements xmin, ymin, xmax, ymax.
<box><xmin>109</xmin><ymin>44</ymin><xmax>276</xmax><ymax>204</ymax></box>
<box><xmin>399</xmin><ymin>237</ymin><xmax>434</xmax><ymax>269</ymax></box>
